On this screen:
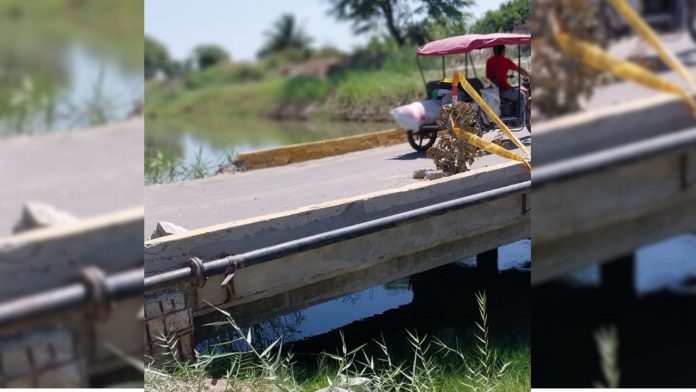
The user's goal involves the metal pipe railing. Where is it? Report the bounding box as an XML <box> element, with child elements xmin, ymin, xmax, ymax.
<box><xmin>534</xmin><ymin>126</ymin><xmax>696</xmax><ymax>188</ymax></box>
<box><xmin>0</xmin><ymin>267</ymin><xmax>143</xmax><ymax>328</ymax></box>
<box><xmin>145</xmin><ymin>180</ymin><xmax>531</xmax><ymax>291</ymax></box>
<box><xmin>0</xmin><ymin>179</ymin><xmax>531</xmax><ymax>327</ymax></box>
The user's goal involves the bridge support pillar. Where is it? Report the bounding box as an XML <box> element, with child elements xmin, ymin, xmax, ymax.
<box><xmin>144</xmin><ymin>290</ymin><xmax>196</xmax><ymax>363</ymax></box>
<box><xmin>0</xmin><ymin>326</ymin><xmax>86</xmax><ymax>387</ymax></box>
<box><xmin>476</xmin><ymin>248</ymin><xmax>499</xmax><ymax>278</ymax></box>
<box><xmin>600</xmin><ymin>253</ymin><xmax>635</xmax><ymax>307</ymax></box>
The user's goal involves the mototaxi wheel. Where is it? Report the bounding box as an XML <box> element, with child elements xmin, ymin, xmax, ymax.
<box><xmin>407</xmin><ymin>130</ymin><xmax>437</xmax><ymax>152</ymax></box>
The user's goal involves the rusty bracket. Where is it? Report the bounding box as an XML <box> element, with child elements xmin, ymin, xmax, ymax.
<box><xmin>184</xmin><ymin>257</ymin><xmax>207</xmax><ymax>288</ymax></box>
<box><xmin>221</xmin><ymin>272</ymin><xmax>236</xmax><ymax>304</ymax></box>
<box><xmin>220</xmin><ymin>256</ymin><xmax>240</xmax><ymax>304</ymax></box>
<box><xmin>522</xmin><ymin>192</ymin><xmax>531</xmax><ymax>215</ymax></box>
<box><xmin>681</xmin><ymin>152</ymin><xmax>696</xmax><ymax>191</ymax></box>
<box><xmin>78</xmin><ymin>266</ymin><xmax>111</xmax><ymax>322</ymax></box>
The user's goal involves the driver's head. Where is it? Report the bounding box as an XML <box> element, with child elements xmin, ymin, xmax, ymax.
<box><xmin>493</xmin><ymin>45</ymin><xmax>505</xmax><ymax>56</ymax></box>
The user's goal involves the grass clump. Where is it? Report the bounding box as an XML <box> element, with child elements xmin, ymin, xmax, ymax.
<box><xmin>184</xmin><ymin>64</ymin><xmax>266</xmax><ymax>90</ymax></box>
<box><xmin>594</xmin><ymin>326</ymin><xmax>620</xmax><ymax>389</ymax></box>
<box><xmin>146</xmin><ymin>292</ymin><xmax>529</xmax><ymax>392</ymax></box>
<box><xmin>145</xmin><ymin>146</ymin><xmax>235</xmax><ymax>185</ymax></box>
<box><xmin>332</xmin><ymin>69</ymin><xmax>422</xmax><ymax>105</ymax></box>
<box><xmin>438</xmin><ymin>292</ymin><xmax>512</xmax><ymax>392</ymax></box>
<box><xmin>280</xmin><ymin>76</ymin><xmax>332</xmax><ymax>105</ymax></box>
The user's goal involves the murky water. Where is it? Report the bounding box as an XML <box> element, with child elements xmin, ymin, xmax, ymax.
<box><xmin>533</xmin><ymin>234</ymin><xmax>696</xmax><ymax>388</ymax></box>
<box><xmin>145</xmin><ymin>117</ymin><xmax>393</xmax><ymax>180</ymax></box>
<box><xmin>194</xmin><ymin>240</ymin><xmax>531</xmax><ymax>359</ymax></box>
<box><xmin>0</xmin><ymin>18</ymin><xmax>142</xmax><ymax>135</ymax></box>
<box><xmin>57</xmin><ymin>43</ymin><xmax>143</xmax><ymax>128</ymax></box>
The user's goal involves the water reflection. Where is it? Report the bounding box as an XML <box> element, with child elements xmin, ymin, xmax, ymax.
<box><xmin>533</xmin><ymin>234</ymin><xmax>696</xmax><ymax>388</ymax></box>
<box><xmin>58</xmin><ymin>44</ymin><xmax>142</xmax><ymax>128</ymax></box>
<box><xmin>145</xmin><ymin>117</ymin><xmax>394</xmax><ymax>182</ymax></box>
<box><xmin>195</xmin><ymin>240</ymin><xmax>531</xmax><ymax>356</ymax></box>
<box><xmin>0</xmin><ymin>1</ymin><xmax>143</xmax><ymax>135</ymax></box>
<box><xmin>562</xmin><ymin>234</ymin><xmax>696</xmax><ymax>294</ymax></box>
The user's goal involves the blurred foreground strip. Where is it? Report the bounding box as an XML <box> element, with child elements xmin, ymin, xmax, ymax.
<box><xmin>532</xmin><ymin>389</ymin><xmax>696</xmax><ymax>391</ymax></box>
<box><xmin>548</xmin><ymin>3</ymin><xmax>696</xmax><ymax>115</ymax></box>
<box><xmin>532</xmin><ymin>92</ymin><xmax>696</xmax><ymax>284</ymax></box>
<box><xmin>0</xmin><ymin>207</ymin><xmax>144</xmax><ymax>387</ymax></box>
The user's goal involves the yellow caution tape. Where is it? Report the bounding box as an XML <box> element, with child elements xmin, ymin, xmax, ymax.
<box><xmin>447</xmin><ymin>117</ymin><xmax>531</xmax><ymax>172</ymax></box>
<box><xmin>451</xmin><ymin>71</ymin><xmax>531</xmax><ymax>157</ymax></box>
<box><xmin>554</xmin><ymin>30</ymin><xmax>696</xmax><ymax>115</ymax></box>
<box><xmin>608</xmin><ymin>0</ymin><xmax>695</xmax><ymax>87</ymax></box>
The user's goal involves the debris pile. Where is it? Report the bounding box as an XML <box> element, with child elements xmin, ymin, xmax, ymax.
<box><xmin>532</xmin><ymin>0</ymin><xmax>608</xmax><ymax>117</ymax></box>
<box><xmin>424</xmin><ymin>101</ymin><xmax>509</xmax><ymax>176</ymax></box>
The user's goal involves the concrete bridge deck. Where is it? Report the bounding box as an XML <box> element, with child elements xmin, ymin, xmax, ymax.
<box><xmin>0</xmin><ymin>118</ymin><xmax>144</xmax><ymax>237</ymax></box>
<box><xmin>0</xmin><ymin>120</ymin><xmax>144</xmax><ymax>387</ymax></box>
<box><xmin>533</xmin><ymin>92</ymin><xmax>696</xmax><ymax>284</ymax></box>
<box><xmin>530</xmin><ymin>33</ymin><xmax>695</xmax><ymax>284</ymax></box>
<box><xmin>144</xmin><ymin>130</ymin><xmax>532</xmax><ymax>238</ymax></box>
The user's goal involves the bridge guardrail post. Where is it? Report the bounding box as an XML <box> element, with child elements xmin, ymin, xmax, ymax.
<box><xmin>601</xmin><ymin>253</ymin><xmax>636</xmax><ymax>309</ymax></box>
<box><xmin>476</xmin><ymin>248</ymin><xmax>500</xmax><ymax>279</ymax></box>
<box><xmin>0</xmin><ymin>326</ymin><xmax>87</xmax><ymax>387</ymax></box>
<box><xmin>144</xmin><ymin>290</ymin><xmax>196</xmax><ymax>363</ymax></box>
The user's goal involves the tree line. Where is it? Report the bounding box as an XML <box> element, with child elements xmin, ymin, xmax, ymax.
<box><xmin>145</xmin><ymin>0</ymin><xmax>530</xmax><ymax>80</ymax></box>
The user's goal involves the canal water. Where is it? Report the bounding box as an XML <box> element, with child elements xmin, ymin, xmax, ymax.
<box><xmin>194</xmin><ymin>240</ymin><xmax>531</xmax><ymax>370</ymax></box>
<box><xmin>533</xmin><ymin>234</ymin><xmax>696</xmax><ymax>388</ymax></box>
<box><xmin>0</xmin><ymin>17</ymin><xmax>143</xmax><ymax>135</ymax></box>
<box><xmin>145</xmin><ymin>117</ymin><xmax>393</xmax><ymax>182</ymax></box>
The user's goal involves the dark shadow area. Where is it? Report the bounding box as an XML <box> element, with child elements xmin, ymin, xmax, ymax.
<box><xmin>90</xmin><ymin>367</ymin><xmax>143</xmax><ymax>388</ymax></box>
<box><xmin>389</xmin><ymin>150</ymin><xmax>427</xmax><ymax>160</ymax></box>
<box><xmin>192</xmin><ymin>240</ymin><xmax>531</xmax><ymax>387</ymax></box>
<box><xmin>289</xmin><ymin>263</ymin><xmax>530</xmax><ymax>368</ymax></box>
<box><xmin>532</xmin><ymin>280</ymin><xmax>696</xmax><ymax>388</ymax></box>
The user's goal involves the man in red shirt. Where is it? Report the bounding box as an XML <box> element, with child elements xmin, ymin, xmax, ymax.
<box><xmin>486</xmin><ymin>45</ymin><xmax>531</xmax><ymax>127</ymax></box>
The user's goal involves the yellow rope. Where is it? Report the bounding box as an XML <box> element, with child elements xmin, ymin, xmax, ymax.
<box><xmin>447</xmin><ymin>118</ymin><xmax>531</xmax><ymax>172</ymax></box>
<box><xmin>452</xmin><ymin>71</ymin><xmax>531</xmax><ymax>156</ymax></box>
<box><xmin>554</xmin><ymin>29</ymin><xmax>696</xmax><ymax>115</ymax></box>
<box><xmin>608</xmin><ymin>0</ymin><xmax>695</xmax><ymax>87</ymax></box>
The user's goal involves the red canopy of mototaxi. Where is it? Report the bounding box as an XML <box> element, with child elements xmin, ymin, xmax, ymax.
<box><xmin>416</xmin><ymin>33</ymin><xmax>531</xmax><ymax>56</ymax></box>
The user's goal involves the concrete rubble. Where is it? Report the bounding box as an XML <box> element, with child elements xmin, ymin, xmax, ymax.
<box><xmin>149</xmin><ymin>221</ymin><xmax>188</xmax><ymax>239</ymax></box>
<box><xmin>314</xmin><ymin>376</ymin><xmax>371</xmax><ymax>392</ymax></box>
<box><xmin>12</xmin><ymin>202</ymin><xmax>77</xmax><ymax>234</ymax></box>
<box><xmin>413</xmin><ymin>168</ymin><xmax>445</xmax><ymax>180</ymax></box>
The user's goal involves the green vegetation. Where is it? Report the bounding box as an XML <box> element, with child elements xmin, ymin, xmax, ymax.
<box><xmin>145</xmin><ymin>42</ymin><xmax>438</xmax><ymax>123</ymax></box>
<box><xmin>327</xmin><ymin>0</ymin><xmax>474</xmax><ymax>46</ymax></box>
<box><xmin>145</xmin><ymin>146</ymin><xmax>235</xmax><ymax>185</ymax></box>
<box><xmin>145</xmin><ymin>0</ymin><xmax>531</xmax><ymax>125</ymax></box>
<box><xmin>144</xmin><ymin>116</ymin><xmax>392</xmax><ymax>184</ymax></box>
<box><xmin>146</xmin><ymin>292</ymin><xmax>530</xmax><ymax>391</ymax></box>
<box><xmin>594</xmin><ymin>326</ymin><xmax>621</xmax><ymax>389</ymax></box>
<box><xmin>257</xmin><ymin>14</ymin><xmax>313</xmax><ymax>61</ymax></box>
<box><xmin>0</xmin><ymin>0</ymin><xmax>143</xmax><ymax>67</ymax></box>
<box><xmin>193</xmin><ymin>44</ymin><xmax>231</xmax><ymax>70</ymax></box>
<box><xmin>146</xmin><ymin>35</ymin><xmax>171</xmax><ymax>79</ymax></box>
<box><xmin>472</xmin><ymin>0</ymin><xmax>531</xmax><ymax>34</ymax></box>
<box><xmin>0</xmin><ymin>0</ymin><xmax>143</xmax><ymax>134</ymax></box>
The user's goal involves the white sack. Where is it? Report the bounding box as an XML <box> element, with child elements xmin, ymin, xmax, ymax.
<box><xmin>391</xmin><ymin>100</ymin><xmax>442</xmax><ymax>130</ymax></box>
